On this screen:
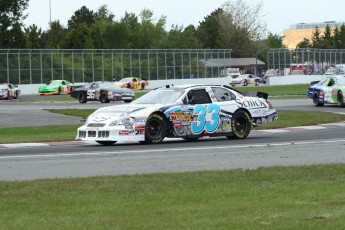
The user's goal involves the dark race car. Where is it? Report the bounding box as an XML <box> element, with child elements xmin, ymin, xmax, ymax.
<box><xmin>71</xmin><ymin>81</ymin><xmax>135</xmax><ymax>103</ymax></box>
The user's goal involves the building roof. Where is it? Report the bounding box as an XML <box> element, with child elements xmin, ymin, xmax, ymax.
<box><xmin>202</xmin><ymin>58</ymin><xmax>265</xmax><ymax>68</ymax></box>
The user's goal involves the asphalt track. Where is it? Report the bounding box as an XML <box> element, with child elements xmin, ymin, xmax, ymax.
<box><xmin>1</xmin><ymin>95</ymin><xmax>345</xmax><ymax>180</ymax></box>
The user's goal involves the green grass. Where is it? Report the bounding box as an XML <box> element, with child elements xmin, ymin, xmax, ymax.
<box><xmin>1</xmin><ymin>110</ymin><xmax>345</xmax><ymax>144</ymax></box>
<box><xmin>1</xmin><ymin>164</ymin><xmax>345</xmax><ymax>229</ymax></box>
<box><xmin>235</xmin><ymin>84</ymin><xmax>309</xmax><ymax>96</ymax></box>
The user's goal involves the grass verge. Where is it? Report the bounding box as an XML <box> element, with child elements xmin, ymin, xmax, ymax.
<box><xmin>1</xmin><ymin>110</ymin><xmax>345</xmax><ymax>144</ymax></box>
<box><xmin>1</xmin><ymin>164</ymin><xmax>345</xmax><ymax>229</ymax></box>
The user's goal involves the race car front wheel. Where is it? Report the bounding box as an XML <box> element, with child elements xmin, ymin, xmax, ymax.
<box><xmin>243</xmin><ymin>80</ymin><xmax>248</xmax><ymax>86</ymax></box>
<box><xmin>96</xmin><ymin>141</ymin><xmax>116</xmax><ymax>146</ymax></box>
<box><xmin>313</xmin><ymin>92</ymin><xmax>324</xmax><ymax>107</ymax></box>
<box><xmin>100</xmin><ymin>92</ymin><xmax>110</xmax><ymax>103</ymax></box>
<box><xmin>143</xmin><ymin>114</ymin><xmax>166</xmax><ymax>144</ymax></box>
<box><xmin>337</xmin><ymin>91</ymin><xmax>344</xmax><ymax>107</ymax></box>
<box><xmin>78</xmin><ymin>93</ymin><xmax>87</xmax><ymax>103</ymax></box>
<box><xmin>228</xmin><ymin>110</ymin><xmax>251</xmax><ymax>139</ymax></box>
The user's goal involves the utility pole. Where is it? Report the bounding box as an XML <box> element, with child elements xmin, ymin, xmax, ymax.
<box><xmin>49</xmin><ymin>0</ymin><xmax>52</xmax><ymax>25</ymax></box>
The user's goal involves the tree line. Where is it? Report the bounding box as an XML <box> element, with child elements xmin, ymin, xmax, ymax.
<box><xmin>296</xmin><ymin>24</ymin><xmax>345</xmax><ymax>49</ymax></box>
<box><xmin>0</xmin><ymin>0</ymin><xmax>284</xmax><ymax>62</ymax></box>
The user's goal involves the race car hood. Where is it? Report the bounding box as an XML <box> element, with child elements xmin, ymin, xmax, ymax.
<box><xmin>86</xmin><ymin>103</ymin><xmax>164</xmax><ymax>124</ymax></box>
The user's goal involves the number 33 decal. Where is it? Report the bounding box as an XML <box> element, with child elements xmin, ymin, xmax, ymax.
<box><xmin>191</xmin><ymin>104</ymin><xmax>220</xmax><ymax>134</ymax></box>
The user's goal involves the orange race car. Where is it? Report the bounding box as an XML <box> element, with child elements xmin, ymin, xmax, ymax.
<box><xmin>115</xmin><ymin>77</ymin><xmax>148</xmax><ymax>90</ymax></box>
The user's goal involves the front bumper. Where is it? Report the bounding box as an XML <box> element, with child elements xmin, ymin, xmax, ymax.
<box><xmin>76</xmin><ymin>125</ymin><xmax>145</xmax><ymax>142</ymax></box>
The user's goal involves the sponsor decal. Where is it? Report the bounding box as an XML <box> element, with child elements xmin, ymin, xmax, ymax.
<box><xmin>236</xmin><ymin>98</ymin><xmax>267</xmax><ymax>109</ymax></box>
<box><xmin>119</xmin><ymin>130</ymin><xmax>130</xmax><ymax>135</ymax></box>
<box><xmin>191</xmin><ymin>104</ymin><xmax>220</xmax><ymax>134</ymax></box>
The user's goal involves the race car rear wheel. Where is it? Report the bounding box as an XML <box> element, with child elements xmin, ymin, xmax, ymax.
<box><xmin>337</xmin><ymin>91</ymin><xmax>344</xmax><ymax>107</ymax></box>
<box><xmin>228</xmin><ymin>110</ymin><xmax>251</xmax><ymax>139</ymax></box>
<box><xmin>78</xmin><ymin>93</ymin><xmax>87</xmax><ymax>103</ymax></box>
<box><xmin>96</xmin><ymin>141</ymin><xmax>116</xmax><ymax>146</ymax></box>
<box><xmin>143</xmin><ymin>114</ymin><xmax>166</xmax><ymax>144</ymax></box>
<box><xmin>313</xmin><ymin>92</ymin><xmax>324</xmax><ymax>107</ymax></box>
<box><xmin>57</xmin><ymin>87</ymin><xmax>61</xmax><ymax>95</ymax></box>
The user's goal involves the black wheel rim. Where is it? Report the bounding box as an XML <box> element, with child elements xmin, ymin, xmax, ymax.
<box><xmin>234</xmin><ymin>115</ymin><xmax>247</xmax><ymax>133</ymax></box>
<box><xmin>147</xmin><ymin>119</ymin><xmax>161</xmax><ymax>138</ymax></box>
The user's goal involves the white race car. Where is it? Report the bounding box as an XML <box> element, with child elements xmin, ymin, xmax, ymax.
<box><xmin>76</xmin><ymin>85</ymin><xmax>278</xmax><ymax>145</ymax></box>
<box><xmin>230</xmin><ymin>74</ymin><xmax>260</xmax><ymax>86</ymax></box>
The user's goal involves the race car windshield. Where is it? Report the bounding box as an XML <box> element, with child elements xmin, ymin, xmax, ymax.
<box><xmin>48</xmin><ymin>81</ymin><xmax>61</xmax><ymax>85</ymax></box>
<box><xmin>132</xmin><ymin>89</ymin><xmax>184</xmax><ymax>104</ymax></box>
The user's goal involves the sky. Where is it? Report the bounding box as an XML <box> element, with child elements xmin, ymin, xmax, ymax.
<box><xmin>24</xmin><ymin>0</ymin><xmax>344</xmax><ymax>35</ymax></box>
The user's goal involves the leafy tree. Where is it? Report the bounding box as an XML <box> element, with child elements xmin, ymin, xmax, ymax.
<box><xmin>137</xmin><ymin>9</ymin><xmax>167</xmax><ymax>49</ymax></box>
<box><xmin>95</xmin><ymin>5</ymin><xmax>114</xmax><ymax>22</ymax></box>
<box><xmin>0</xmin><ymin>0</ymin><xmax>29</xmax><ymax>47</ymax></box>
<box><xmin>218</xmin><ymin>0</ymin><xmax>267</xmax><ymax>57</ymax></box>
<box><xmin>41</xmin><ymin>20</ymin><xmax>67</xmax><ymax>49</ymax></box>
<box><xmin>197</xmin><ymin>8</ymin><xmax>222</xmax><ymax>49</ymax></box>
<box><xmin>65</xmin><ymin>23</ymin><xmax>93</xmax><ymax>49</ymax></box>
<box><xmin>6</xmin><ymin>22</ymin><xmax>27</xmax><ymax>48</ymax></box>
<box><xmin>164</xmin><ymin>25</ymin><xmax>199</xmax><ymax>48</ymax></box>
<box><xmin>68</xmin><ymin>6</ymin><xmax>96</xmax><ymax>30</ymax></box>
<box><xmin>119</xmin><ymin>12</ymin><xmax>141</xmax><ymax>48</ymax></box>
<box><xmin>25</xmin><ymin>24</ymin><xmax>42</xmax><ymax>48</ymax></box>
<box><xmin>296</xmin><ymin>38</ymin><xmax>311</xmax><ymax>48</ymax></box>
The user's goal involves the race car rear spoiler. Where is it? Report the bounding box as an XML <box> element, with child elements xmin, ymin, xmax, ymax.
<box><xmin>310</xmin><ymin>80</ymin><xmax>320</xmax><ymax>85</ymax></box>
<box><xmin>241</xmin><ymin>91</ymin><xmax>269</xmax><ymax>100</ymax></box>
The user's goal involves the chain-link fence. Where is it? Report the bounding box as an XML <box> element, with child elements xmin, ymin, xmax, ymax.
<box><xmin>267</xmin><ymin>48</ymin><xmax>345</xmax><ymax>75</ymax></box>
<box><xmin>0</xmin><ymin>49</ymin><xmax>232</xmax><ymax>84</ymax></box>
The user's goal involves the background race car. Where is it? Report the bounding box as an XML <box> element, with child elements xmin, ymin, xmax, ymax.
<box><xmin>307</xmin><ymin>76</ymin><xmax>345</xmax><ymax>107</ymax></box>
<box><xmin>115</xmin><ymin>77</ymin><xmax>148</xmax><ymax>90</ymax></box>
<box><xmin>230</xmin><ymin>74</ymin><xmax>260</xmax><ymax>86</ymax></box>
<box><xmin>38</xmin><ymin>80</ymin><xmax>74</xmax><ymax>95</ymax></box>
<box><xmin>71</xmin><ymin>81</ymin><xmax>135</xmax><ymax>103</ymax></box>
<box><xmin>0</xmin><ymin>83</ymin><xmax>21</xmax><ymax>100</ymax></box>
<box><xmin>76</xmin><ymin>84</ymin><xmax>278</xmax><ymax>146</ymax></box>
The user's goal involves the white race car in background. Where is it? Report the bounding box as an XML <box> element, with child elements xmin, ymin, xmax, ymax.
<box><xmin>0</xmin><ymin>83</ymin><xmax>21</xmax><ymax>100</ymax></box>
<box><xmin>230</xmin><ymin>74</ymin><xmax>260</xmax><ymax>86</ymax></box>
<box><xmin>76</xmin><ymin>84</ymin><xmax>278</xmax><ymax>145</ymax></box>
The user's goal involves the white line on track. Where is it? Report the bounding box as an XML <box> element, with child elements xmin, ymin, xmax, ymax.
<box><xmin>1</xmin><ymin>138</ymin><xmax>345</xmax><ymax>160</ymax></box>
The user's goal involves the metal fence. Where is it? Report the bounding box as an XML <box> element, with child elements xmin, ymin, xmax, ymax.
<box><xmin>267</xmin><ymin>48</ymin><xmax>345</xmax><ymax>75</ymax></box>
<box><xmin>0</xmin><ymin>49</ymin><xmax>232</xmax><ymax>84</ymax></box>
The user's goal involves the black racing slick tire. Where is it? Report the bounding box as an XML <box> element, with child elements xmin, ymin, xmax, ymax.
<box><xmin>243</xmin><ymin>80</ymin><xmax>248</xmax><ymax>86</ymax></box>
<box><xmin>337</xmin><ymin>91</ymin><xmax>345</xmax><ymax>107</ymax></box>
<box><xmin>78</xmin><ymin>93</ymin><xmax>87</xmax><ymax>103</ymax></box>
<box><xmin>57</xmin><ymin>87</ymin><xmax>61</xmax><ymax>95</ymax></box>
<box><xmin>96</xmin><ymin>141</ymin><xmax>116</xmax><ymax>146</ymax></box>
<box><xmin>141</xmin><ymin>83</ymin><xmax>145</xmax><ymax>90</ymax></box>
<box><xmin>227</xmin><ymin>110</ymin><xmax>251</xmax><ymax>139</ymax></box>
<box><xmin>143</xmin><ymin>114</ymin><xmax>166</xmax><ymax>144</ymax></box>
<box><xmin>100</xmin><ymin>92</ymin><xmax>110</xmax><ymax>103</ymax></box>
<box><xmin>313</xmin><ymin>92</ymin><xmax>324</xmax><ymax>107</ymax></box>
